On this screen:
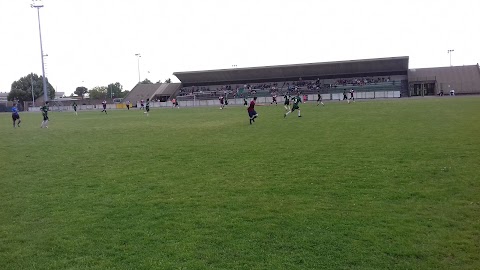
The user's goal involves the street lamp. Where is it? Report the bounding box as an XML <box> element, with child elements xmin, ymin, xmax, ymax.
<box><xmin>135</xmin><ymin>53</ymin><xmax>141</xmax><ymax>83</ymax></box>
<box><xmin>447</xmin><ymin>49</ymin><xmax>454</xmax><ymax>67</ymax></box>
<box><xmin>31</xmin><ymin>0</ymin><xmax>48</xmax><ymax>102</ymax></box>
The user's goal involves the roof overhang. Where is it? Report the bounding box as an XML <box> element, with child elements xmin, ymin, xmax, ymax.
<box><xmin>173</xmin><ymin>56</ymin><xmax>409</xmax><ymax>86</ymax></box>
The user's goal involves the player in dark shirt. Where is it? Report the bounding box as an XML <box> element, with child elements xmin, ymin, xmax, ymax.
<box><xmin>101</xmin><ymin>100</ymin><xmax>107</xmax><ymax>114</ymax></box>
<box><xmin>40</xmin><ymin>101</ymin><xmax>49</xmax><ymax>128</ymax></box>
<box><xmin>219</xmin><ymin>96</ymin><xmax>225</xmax><ymax>110</ymax></box>
<box><xmin>271</xmin><ymin>94</ymin><xmax>278</xmax><ymax>105</ymax></box>
<box><xmin>145</xmin><ymin>98</ymin><xmax>150</xmax><ymax>116</ymax></box>
<box><xmin>243</xmin><ymin>96</ymin><xmax>248</xmax><ymax>106</ymax></box>
<box><xmin>317</xmin><ymin>91</ymin><xmax>324</xmax><ymax>106</ymax></box>
<box><xmin>248</xmin><ymin>97</ymin><xmax>259</xmax><ymax>125</ymax></box>
<box><xmin>73</xmin><ymin>102</ymin><xmax>78</xmax><ymax>115</ymax></box>
<box><xmin>343</xmin><ymin>89</ymin><xmax>348</xmax><ymax>101</ymax></box>
<box><xmin>348</xmin><ymin>89</ymin><xmax>355</xmax><ymax>104</ymax></box>
<box><xmin>283</xmin><ymin>93</ymin><xmax>291</xmax><ymax>111</ymax></box>
<box><xmin>140</xmin><ymin>100</ymin><xmax>145</xmax><ymax>110</ymax></box>
<box><xmin>11</xmin><ymin>103</ymin><xmax>21</xmax><ymax>128</ymax></box>
<box><xmin>126</xmin><ymin>100</ymin><xmax>130</xmax><ymax>110</ymax></box>
<box><xmin>284</xmin><ymin>95</ymin><xmax>302</xmax><ymax>118</ymax></box>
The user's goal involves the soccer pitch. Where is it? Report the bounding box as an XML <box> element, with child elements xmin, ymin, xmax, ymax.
<box><xmin>1</xmin><ymin>97</ymin><xmax>479</xmax><ymax>269</ymax></box>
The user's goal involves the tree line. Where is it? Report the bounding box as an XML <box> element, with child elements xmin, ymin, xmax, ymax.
<box><xmin>7</xmin><ymin>73</ymin><xmax>131</xmax><ymax>102</ymax></box>
<box><xmin>8</xmin><ymin>73</ymin><xmax>173</xmax><ymax>103</ymax></box>
<box><xmin>75</xmin><ymin>82</ymin><xmax>129</xmax><ymax>100</ymax></box>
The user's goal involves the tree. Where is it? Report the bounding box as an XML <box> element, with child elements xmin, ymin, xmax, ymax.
<box><xmin>106</xmin><ymin>82</ymin><xmax>123</xmax><ymax>98</ymax></box>
<box><xmin>164</xmin><ymin>78</ymin><xmax>172</xmax><ymax>83</ymax></box>
<box><xmin>140</xmin><ymin>78</ymin><xmax>153</xmax><ymax>84</ymax></box>
<box><xmin>74</xmin><ymin>86</ymin><xmax>88</xmax><ymax>99</ymax></box>
<box><xmin>121</xmin><ymin>90</ymin><xmax>130</xmax><ymax>98</ymax></box>
<box><xmin>88</xmin><ymin>86</ymin><xmax>107</xmax><ymax>100</ymax></box>
<box><xmin>8</xmin><ymin>73</ymin><xmax>55</xmax><ymax>103</ymax></box>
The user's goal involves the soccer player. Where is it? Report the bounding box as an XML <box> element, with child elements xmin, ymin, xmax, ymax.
<box><xmin>317</xmin><ymin>91</ymin><xmax>325</xmax><ymax>106</ymax></box>
<box><xmin>126</xmin><ymin>100</ymin><xmax>131</xmax><ymax>110</ymax></box>
<box><xmin>140</xmin><ymin>99</ymin><xmax>145</xmax><ymax>110</ymax></box>
<box><xmin>284</xmin><ymin>94</ymin><xmax>302</xmax><ymax>118</ymax></box>
<box><xmin>72</xmin><ymin>101</ymin><xmax>78</xmax><ymax>115</ymax></box>
<box><xmin>219</xmin><ymin>96</ymin><xmax>225</xmax><ymax>109</ymax></box>
<box><xmin>12</xmin><ymin>103</ymin><xmax>21</xmax><ymax>128</ymax></box>
<box><xmin>283</xmin><ymin>93</ymin><xmax>291</xmax><ymax>111</ymax></box>
<box><xmin>271</xmin><ymin>94</ymin><xmax>278</xmax><ymax>105</ymax></box>
<box><xmin>343</xmin><ymin>89</ymin><xmax>348</xmax><ymax>101</ymax></box>
<box><xmin>171</xmin><ymin>98</ymin><xmax>179</xmax><ymax>108</ymax></box>
<box><xmin>40</xmin><ymin>101</ymin><xmax>49</xmax><ymax>128</ymax></box>
<box><xmin>144</xmin><ymin>98</ymin><xmax>150</xmax><ymax>116</ymax></box>
<box><xmin>348</xmin><ymin>89</ymin><xmax>355</xmax><ymax>104</ymax></box>
<box><xmin>248</xmin><ymin>96</ymin><xmax>259</xmax><ymax>125</ymax></box>
<box><xmin>243</xmin><ymin>96</ymin><xmax>248</xmax><ymax>107</ymax></box>
<box><xmin>101</xmin><ymin>100</ymin><xmax>107</xmax><ymax>114</ymax></box>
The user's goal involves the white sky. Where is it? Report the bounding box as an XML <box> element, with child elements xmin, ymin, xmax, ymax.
<box><xmin>1</xmin><ymin>0</ymin><xmax>479</xmax><ymax>95</ymax></box>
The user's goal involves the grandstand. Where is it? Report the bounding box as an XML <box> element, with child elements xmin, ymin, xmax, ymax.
<box><xmin>176</xmin><ymin>76</ymin><xmax>405</xmax><ymax>100</ymax></box>
<box><xmin>173</xmin><ymin>57</ymin><xmax>409</xmax><ymax>102</ymax></box>
<box><xmin>123</xmin><ymin>83</ymin><xmax>182</xmax><ymax>105</ymax></box>
<box><xmin>174</xmin><ymin>57</ymin><xmax>409</xmax><ymax>86</ymax></box>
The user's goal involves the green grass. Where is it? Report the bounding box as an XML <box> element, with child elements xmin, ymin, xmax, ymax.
<box><xmin>1</xmin><ymin>97</ymin><xmax>479</xmax><ymax>269</ymax></box>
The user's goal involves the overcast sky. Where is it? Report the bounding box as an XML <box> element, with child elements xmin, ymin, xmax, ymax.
<box><xmin>1</xmin><ymin>0</ymin><xmax>479</xmax><ymax>95</ymax></box>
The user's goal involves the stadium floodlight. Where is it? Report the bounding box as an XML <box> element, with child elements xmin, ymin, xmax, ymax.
<box><xmin>135</xmin><ymin>53</ymin><xmax>141</xmax><ymax>83</ymax></box>
<box><xmin>31</xmin><ymin>0</ymin><xmax>48</xmax><ymax>102</ymax></box>
<box><xmin>447</xmin><ymin>49</ymin><xmax>454</xmax><ymax>67</ymax></box>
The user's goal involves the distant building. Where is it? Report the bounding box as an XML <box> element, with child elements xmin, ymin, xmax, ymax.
<box><xmin>0</xmin><ymin>92</ymin><xmax>8</xmax><ymax>102</ymax></box>
<box><xmin>54</xmin><ymin>92</ymin><xmax>66</xmax><ymax>99</ymax></box>
<box><xmin>408</xmin><ymin>65</ymin><xmax>480</xmax><ymax>96</ymax></box>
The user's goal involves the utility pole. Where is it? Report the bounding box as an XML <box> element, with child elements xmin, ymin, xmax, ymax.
<box><xmin>31</xmin><ymin>73</ymin><xmax>35</xmax><ymax>106</ymax></box>
<box><xmin>31</xmin><ymin>0</ymin><xmax>48</xmax><ymax>102</ymax></box>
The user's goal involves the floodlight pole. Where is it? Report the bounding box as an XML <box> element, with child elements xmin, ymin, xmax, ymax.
<box><xmin>448</xmin><ymin>49</ymin><xmax>454</xmax><ymax>67</ymax></box>
<box><xmin>135</xmin><ymin>53</ymin><xmax>141</xmax><ymax>83</ymax></box>
<box><xmin>31</xmin><ymin>1</ymin><xmax>48</xmax><ymax>102</ymax></box>
<box><xmin>31</xmin><ymin>73</ymin><xmax>35</xmax><ymax>105</ymax></box>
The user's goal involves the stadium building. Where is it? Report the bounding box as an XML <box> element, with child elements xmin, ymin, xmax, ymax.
<box><xmin>123</xmin><ymin>56</ymin><xmax>480</xmax><ymax>106</ymax></box>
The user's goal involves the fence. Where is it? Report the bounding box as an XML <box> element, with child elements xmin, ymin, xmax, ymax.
<box><xmin>175</xmin><ymin>90</ymin><xmax>401</xmax><ymax>108</ymax></box>
<box><xmin>25</xmin><ymin>90</ymin><xmax>401</xmax><ymax>112</ymax></box>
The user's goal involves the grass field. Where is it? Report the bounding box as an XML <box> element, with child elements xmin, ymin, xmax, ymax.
<box><xmin>1</xmin><ymin>97</ymin><xmax>480</xmax><ymax>269</ymax></box>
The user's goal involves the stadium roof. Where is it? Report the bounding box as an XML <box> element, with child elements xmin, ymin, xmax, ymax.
<box><xmin>173</xmin><ymin>56</ymin><xmax>409</xmax><ymax>86</ymax></box>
